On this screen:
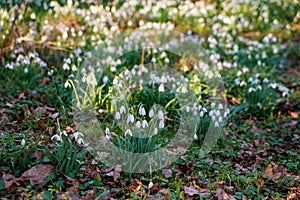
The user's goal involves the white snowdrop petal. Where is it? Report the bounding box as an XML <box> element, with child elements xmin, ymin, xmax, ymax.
<box><xmin>125</xmin><ymin>129</ymin><xmax>132</xmax><ymax>137</ymax></box>
<box><xmin>159</xmin><ymin>120</ymin><xmax>164</xmax><ymax>128</ymax></box>
<box><xmin>149</xmin><ymin>109</ymin><xmax>154</xmax><ymax>118</ymax></box>
<box><xmin>193</xmin><ymin>133</ymin><xmax>198</xmax><ymax>140</ymax></box>
<box><xmin>158</xmin><ymin>110</ymin><xmax>164</xmax><ymax>120</ymax></box>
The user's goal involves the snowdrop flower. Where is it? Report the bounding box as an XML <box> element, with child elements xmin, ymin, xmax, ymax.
<box><xmin>159</xmin><ymin>120</ymin><xmax>164</xmax><ymax>129</ymax></box>
<box><xmin>218</xmin><ymin>104</ymin><xmax>223</xmax><ymax>110</ymax></box>
<box><xmin>159</xmin><ymin>84</ymin><xmax>165</xmax><ymax>92</ymax></box>
<box><xmin>164</xmin><ymin>58</ymin><xmax>170</xmax><ymax>63</ymax></box>
<box><xmin>113</xmin><ymin>77</ymin><xmax>118</xmax><ymax>85</ymax></box>
<box><xmin>136</xmin><ymin>121</ymin><xmax>141</xmax><ymax>128</ymax></box>
<box><xmin>193</xmin><ymin>133</ymin><xmax>198</xmax><ymax>140</ymax></box>
<box><xmin>127</xmin><ymin>114</ymin><xmax>134</xmax><ymax>124</ymax></box>
<box><xmin>253</xmin><ymin>79</ymin><xmax>260</xmax><ymax>84</ymax></box>
<box><xmin>5</xmin><ymin>63</ymin><xmax>13</xmax><ymax>69</ymax></box>
<box><xmin>24</xmin><ymin>68</ymin><xmax>28</xmax><ymax>73</ymax></box>
<box><xmin>105</xmin><ymin>128</ymin><xmax>110</xmax><ymax>135</ymax></box>
<box><xmin>160</xmin><ymin>52</ymin><xmax>167</xmax><ymax>58</ymax></box>
<box><xmin>181</xmin><ymin>85</ymin><xmax>188</xmax><ymax>93</ymax></box>
<box><xmin>68</xmin><ymin>74</ymin><xmax>74</xmax><ymax>79</ymax></box>
<box><xmin>248</xmin><ymin>87</ymin><xmax>256</xmax><ymax>93</ymax></box>
<box><xmin>142</xmin><ymin>120</ymin><xmax>148</xmax><ymax>128</ymax></box>
<box><xmin>77</xmin><ymin>138</ymin><xmax>84</xmax><ymax>145</ymax></box>
<box><xmin>51</xmin><ymin>131</ymin><xmax>68</xmax><ymax>143</ymax></box>
<box><xmin>193</xmin><ymin>75</ymin><xmax>200</xmax><ymax>82</ymax></box>
<box><xmin>30</xmin><ymin>13</ymin><xmax>36</xmax><ymax>20</ymax></box>
<box><xmin>211</xmin><ymin>115</ymin><xmax>216</xmax><ymax>121</ymax></box>
<box><xmin>256</xmin><ymin>85</ymin><xmax>262</xmax><ymax>90</ymax></box>
<box><xmin>64</xmin><ymin>81</ymin><xmax>71</xmax><ymax>88</ymax></box>
<box><xmin>153</xmin><ymin>127</ymin><xmax>158</xmax><ymax>135</ymax></box>
<box><xmin>148</xmin><ymin>181</ymin><xmax>154</xmax><ymax>189</ymax></box>
<box><xmin>240</xmin><ymin>81</ymin><xmax>247</xmax><ymax>87</ymax></box>
<box><xmin>65</xmin><ymin>58</ymin><xmax>71</xmax><ymax>64</ymax></box>
<box><xmin>224</xmin><ymin>112</ymin><xmax>228</xmax><ymax>118</ymax></box>
<box><xmin>160</xmin><ymin>75</ymin><xmax>167</xmax><ymax>83</ymax></box>
<box><xmin>215</xmin><ymin>121</ymin><xmax>219</xmax><ymax>127</ymax></box>
<box><xmin>149</xmin><ymin>109</ymin><xmax>154</xmax><ymax>118</ymax></box>
<box><xmin>71</xmin><ymin>65</ymin><xmax>77</xmax><ymax>71</ymax></box>
<box><xmin>158</xmin><ymin>110</ymin><xmax>164</xmax><ymax>120</ymax></box>
<box><xmin>234</xmin><ymin>78</ymin><xmax>240</xmax><ymax>86</ymax></box>
<box><xmin>199</xmin><ymin>111</ymin><xmax>204</xmax><ymax>117</ymax></box>
<box><xmin>282</xmin><ymin>91</ymin><xmax>288</xmax><ymax>97</ymax></box>
<box><xmin>120</xmin><ymin>106</ymin><xmax>126</xmax><ymax>114</ymax></box>
<box><xmin>218</xmin><ymin>116</ymin><xmax>223</xmax><ymax>123</ymax></box>
<box><xmin>211</xmin><ymin>102</ymin><xmax>216</xmax><ymax>108</ymax></box>
<box><xmin>263</xmin><ymin>78</ymin><xmax>269</xmax><ymax>83</ymax></box>
<box><xmin>242</xmin><ymin>67</ymin><xmax>249</xmax><ymax>73</ymax></box>
<box><xmin>125</xmin><ymin>129</ymin><xmax>132</xmax><ymax>137</ymax></box>
<box><xmin>84</xmin><ymin>52</ymin><xmax>92</xmax><ymax>58</ymax></box>
<box><xmin>62</xmin><ymin>31</ymin><xmax>68</xmax><ymax>40</ymax></box>
<box><xmin>74</xmin><ymin>48</ymin><xmax>82</xmax><ymax>56</ymax></box>
<box><xmin>86</xmin><ymin>73</ymin><xmax>97</xmax><ymax>86</ymax></box>
<box><xmin>139</xmin><ymin>106</ymin><xmax>146</xmax><ymax>116</ymax></box>
<box><xmin>151</xmin><ymin>57</ymin><xmax>157</xmax><ymax>63</ymax></box>
<box><xmin>215</xmin><ymin>110</ymin><xmax>220</xmax><ymax>117</ymax></box>
<box><xmin>103</xmin><ymin>76</ymin><xmax>108</xmax><ymax>84</ymax></box>
<box><xmin>185</xmin><ymin>106</ymin><xmax>190</xmax><ymax>113</ymax></box>
<box><xmin>115</xmin><ymin>112</ymin><xmax>121</xmax><ymax>120</ymax></box>
<box><xmin>63</xmin><ymin>63</ymin><xmax>70</xmax><ymax>70</ymax></box>
<box><xmin>268</xmin><ymin>83</ymin><xmax>277</xmax><ymax>89</ymax></box>
<box><xmin>73</xmin><ymin>132</ymin><xmax>84</xmax><ymax>141</ymax></box>
<box><xmin>21</xmin><ymin>139</ymin><xmax>25</xmax><ymax>146</ymax></box>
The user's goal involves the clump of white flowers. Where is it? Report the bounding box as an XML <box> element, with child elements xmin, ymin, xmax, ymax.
<box><xmin>51</xmin><ymin>119</ymin><xmax>84</xmax><ymax>145</ymax></box>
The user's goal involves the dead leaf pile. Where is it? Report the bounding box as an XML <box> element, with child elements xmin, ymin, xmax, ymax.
<box><xmin>2</xmin><ymin>164</ymin><xmax>54</xmax><ymax>189</ymax></box>
<box><xmin>263</xmin><ymin>163</ymin><xmax>288</xmax><ymax>181</ymax></box>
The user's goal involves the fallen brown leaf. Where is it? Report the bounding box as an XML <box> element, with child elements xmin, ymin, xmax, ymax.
<box><xmin>21</xmin><ymin>164</ymin><xmax>54</xmax><ymax>186</ymax></box>
<box><xmin>257</xmin><ymin>177</ymin><xmax>264</xmax><ymax>186</ymax></box>
<box><xmin>149</xmin><ymin>182</ymin><xmax>160</xmax><ymax>192</ymax></box>
<box><xmin>66</xmin><ymin>181</ymin><xmax>79</xmax><ymax>194</ymax></box>
<box><xmin>263</xmin><ymin>163</ymin><xmax>287</xmax><ymax>180</ymax></box>
<box><xmin>184</xmin><ymin>186</ymin><xmax>200</xmax><ymax>196</ymax></box>
<box><xmin>37</xmin><ymin>120</ymin><xmax>46</xmax><ymax>129</ymax></box>
<box><xmin>215</xmin><ymin>188</ymin><xmax>235</xmax><ymax>200</ymax></box>
<box><xmin>135</xmin><ymin>179</ymin><xmax>143</xmax><ymax>186</ymax></box>
<box><xmin>105</xmin><ymin>165</ymin><xmax>122</xmax><ymax>181</ymax></box>
<box><xmin>287</xmin><ymin>193</ymin><xmax>297</xmax><ymax>200</ymax></box>
<box><xmin>50</xmin><ymin>112</ymin><xmax>59</xmax><ymax>119</ymax></box>
<box><xmin>289</xmin><ymin>111</ymin><xmax>299</xmax><ymax>119</ymax></box>
<box><xmin>2</xmin><ymin>173</ymin><xmax>18</xmax><ymax>189</ymax></box>
<box><xmin>162</xmin><ymin>168</ymin><xmax>172</xmax><ymax>179</ymax></box>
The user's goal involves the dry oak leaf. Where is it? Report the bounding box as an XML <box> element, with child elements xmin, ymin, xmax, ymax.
<box><xmin>263</xmin><ymin>163</ymin><xmax>287</xmax><ymax>180</ymax></box>
<box><xmin>21</xmin><ymin>164</ymin><xmax>54</xmax><ymax>186</ymax></box>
